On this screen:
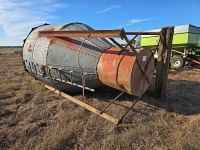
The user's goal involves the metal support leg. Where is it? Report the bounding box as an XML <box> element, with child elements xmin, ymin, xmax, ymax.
<box><xmin>48</xmin><ymin>67</ymin><xmax>53</xmax><ymax>82</ymax></box>
<box><xmin>70</xmin><ymin>70</ymin><xmax>73</xmax><ymax>85</ymax></box>
<box><xmin>59</xmin><ymin>69</ymin><xmax>62</xmax><ymax>82</ymax></box>
<box><xmin>118</xmin><ymin>98</ymin><xmax>140</xmax><ymax>124</ymax></box>
<box><xmin>100</xmin><ymin>91</ymin><xmax>124</xmax><ymax>114</ymax></box>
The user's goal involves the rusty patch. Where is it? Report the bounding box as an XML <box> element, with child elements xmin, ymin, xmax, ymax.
<box><xmin>97</xmin><ymin>47</ymin><xmax>135</xmax><ymax>94</ymax></box>
<box><xmin>28</xmin><ymin>45</ymin><xmax>33</xmax><ymax>52</ymax></box>
<box><xmin>97</xmin><ymin>47</ymin><xmax>154</xmax><ymax>96</ymax></box>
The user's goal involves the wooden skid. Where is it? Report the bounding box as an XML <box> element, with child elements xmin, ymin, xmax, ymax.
<box><xmin>45</xmin><ymin>85</ymin><xmax>120</xmax><ymax>124</ymax></box>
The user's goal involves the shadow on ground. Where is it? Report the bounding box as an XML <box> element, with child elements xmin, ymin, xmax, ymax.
<box><xmin>84</xmin><ymin>78</ymin><xmax>200</xmax><ymax>116</ymax></box>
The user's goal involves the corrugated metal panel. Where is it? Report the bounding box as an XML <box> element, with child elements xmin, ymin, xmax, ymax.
<box><xmin>61</xmin><ymin>22</ymin><xmax>113</xmax><ymax>49</ymax></box>
<box><xmin>23</xmin><ymin>24</ymin><xmax>66</xmax><ymax>62</ymax></box>
<box><xmin>23</xmin><ymin>22</ymin><xmax>108</xmax><ymax>93</ymax></box>
<box><xmin>46</xmin><ymin>39</ymin><xmax>101</xmax><ymax>72</ymax></box>
<box><xmin>33</xmin><ymin>37</ymin><xmax>51</xmax><ymax>65</ymax></box>
<box><xmin>23</xmin><ymin>25</ymin><xmax>51</xmax><ymax>61</ymax></box>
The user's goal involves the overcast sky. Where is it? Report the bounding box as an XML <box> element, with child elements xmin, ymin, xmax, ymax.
<box><xmin>0</xmin><ymin>0</ymin><xmax>199</xmax><ymax>46</ymax></box>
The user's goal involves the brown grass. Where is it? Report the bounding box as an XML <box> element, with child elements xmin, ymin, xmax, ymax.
<box><xmin>0</xmin><ymin>50</ymin><xmax>200</xmax><ymax>150</ymax></box>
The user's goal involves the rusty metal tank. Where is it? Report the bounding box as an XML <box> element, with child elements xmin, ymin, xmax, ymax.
<box><xmin>22</xmin><ymin>22</ymin><xmax>154</xmax><ymax>96</ymax></box>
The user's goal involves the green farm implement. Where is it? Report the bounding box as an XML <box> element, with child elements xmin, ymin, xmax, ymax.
<box><xmin>141</xmin><ymin>24</ymin><xmax>200</xmax><ymax>69</ymax></box>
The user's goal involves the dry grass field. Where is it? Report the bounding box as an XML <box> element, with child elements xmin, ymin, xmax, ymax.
<box><xmin>0</xmin><ymin>50</ymin><xmax>200</xmax><ymax>150</ymax></box>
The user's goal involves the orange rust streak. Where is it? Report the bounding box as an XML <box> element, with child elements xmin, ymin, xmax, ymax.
<box><xmin>51</xmin><ymin>37</ymin><xmax>79</xmax><ymax>49</ymax></box>
<box><xmin>50</xmin><ymin>37</ymin><xmax>110</xmax><ymax>54</ymax></box>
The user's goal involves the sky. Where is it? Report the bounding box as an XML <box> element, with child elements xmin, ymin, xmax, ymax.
<box><xmin>0</xmin><ymin>0</ymin><xmax>199</xmax><ymax>46</ymax></box>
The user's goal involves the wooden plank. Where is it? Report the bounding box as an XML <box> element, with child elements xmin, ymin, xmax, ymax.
<box><xmin>45</xmin><ymin>85</ymin><xmax>120</xmax><ymax>124</ymax></box>
<box><xmin>39</xmin><ymin>30</ymin><xmax>161</xmax><ymax>38</ymax></box>
<box><xmin>162</xmin><ymin>27</ymin><xmax>174</xmax><ymax>98</ymax></box>
<box><xmin>126</xmin><ymin>31</ymin><xmax>160</xmax><ymax>35</ymax></box>
<box><xmin>154</xmin><ymin>27</ymin><xmax>174</xmax><ymax>99</ymax></box>
<box><xmin>39</xmin><ymin>30</ymin><xmax>123</xmax><ymax>38</ymax></box>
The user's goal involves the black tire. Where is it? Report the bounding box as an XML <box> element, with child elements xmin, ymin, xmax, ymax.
<box><xmin>170</xmin><ymin>55</ymin><xmax>184</xmax><ymax>70</ymax></box>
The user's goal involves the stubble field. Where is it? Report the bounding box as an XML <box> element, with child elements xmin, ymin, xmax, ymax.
<box><xmin>0</xmin><ymin>50</ymin><xmax>200</xmax><ymax>150</ymax></box>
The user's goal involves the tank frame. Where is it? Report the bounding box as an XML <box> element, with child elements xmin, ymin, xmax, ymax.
<box><xmin>22</xmin><ymin>24</ymin><xmax>174</xmax><ymax>124</ymax></box>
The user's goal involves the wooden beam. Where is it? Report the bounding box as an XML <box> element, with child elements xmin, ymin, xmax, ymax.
<box><xmin>154</xmin><ymin>27</ymin><xmax>174</xmax><ymax>99</ymax></box>
<box><xmin>45</xmin><ymin>85</ymin><xmax>120</xmax><ymax>124</ymax></box>
<box><xmin>126</xmin><ymin>31</ymin><xmax>160</xmax><ymax>35</ymax></box>
<box><xmin>39</xmin><ymin>30</ymin><xmax>123</xmax><ymax>38</ymax></box>
<box><xmin>39</xmin><ymin>30</ymin><xmax>161</xmax><ymax>38</ymax></box>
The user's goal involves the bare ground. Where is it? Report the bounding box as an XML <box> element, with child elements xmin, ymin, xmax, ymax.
<box><xmin>0</xmin><ymin>50</ymin><xmax>200</xmax><ymax>150</ymax></box>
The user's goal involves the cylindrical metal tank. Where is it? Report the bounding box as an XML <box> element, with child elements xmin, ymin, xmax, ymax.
<box><xmin>22</xmin><ymin>22</ymin><xmax>154</xmax><ymax>96</ymax></box>
<box><xmin>97</xmin><ymin>47</ymin><xmax>154</xmax><ymax>96</ymax></box>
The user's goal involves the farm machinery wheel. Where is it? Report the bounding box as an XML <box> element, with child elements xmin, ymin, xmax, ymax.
<box><xmin>170</xmin><ymin>55</ymin><xmax>185</xmax><ymax>70</ymax></box>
